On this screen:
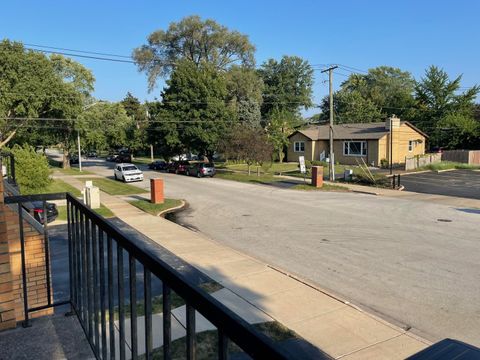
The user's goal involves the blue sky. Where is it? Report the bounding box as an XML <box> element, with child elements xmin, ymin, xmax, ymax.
<box><xmin>2</xmin><ymin>0</ymin><xmax>479</xmax><ymax>115</ymax></box>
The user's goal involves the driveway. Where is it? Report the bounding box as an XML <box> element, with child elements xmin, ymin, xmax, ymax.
<box><xmin>76</xmin><ymin>159</ymin><xmax>480</xmax><ymax>346</ymax></box>
<box><xmin>401</xmin><ymin>170</ymin><xmax>480</xmax><ymax>200</ymax></box>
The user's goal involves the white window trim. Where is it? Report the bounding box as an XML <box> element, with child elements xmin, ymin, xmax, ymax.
<box><xmin>343</xmin><ymin>141</ymin><xmax>367</xmax><ymax>157</ymax></box>
<box><xmin>294</xmin><ymin>141</ymin><xmax>305</xmax><ymax>153</ymax></box>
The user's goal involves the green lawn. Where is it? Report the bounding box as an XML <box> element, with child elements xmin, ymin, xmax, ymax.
<box><xmin>132</xmin><ymin>157</ymin><xmax>156</xmax><ymax>165</ymax></box>
<box><xmin>224</xmin><ymin>162</ymin><xmax>299</xmax><ymax>174</ymax></box>
<box><xmin>215</xmin><ymin>171</ymin><xmax>283</xmax><ymax>184</ymax></box>
<box><xmin>128</xmin><ymin>198</ymin><xmax>183</xmax><ymax>216</ymax></box>
<box><xmin>30</xmin><ymin>179</ymin><xmax>82</xmax><ymax>196</ymax></box>
<box><xmin>56</xmin><ymin>204</ymin><xmax>114</xmax><ymax>221</ymax></box>
<box><xmin>418</xmin><ymin>161</ymin><xmax>480</xmax><ymax>172</ymax></box>
<box><xmin>292</xmin><ymin>183</ymin><xmax>350</xmax><ymax>192</ymax></box>
<box><xmin>77</xmin><ymin>178</ymin><xmax>148</xmax><ymax>195</ymax></box>
<box><xmin>54</xmin><ymin>167</ymin><xmax>93</xmax><ymax>175</ymax></box>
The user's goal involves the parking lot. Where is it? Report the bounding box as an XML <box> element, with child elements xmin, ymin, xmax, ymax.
<box><xmin>401</xmin><ymin>169</ymin><xmax>480</xmax><ymax>200</ymax></box>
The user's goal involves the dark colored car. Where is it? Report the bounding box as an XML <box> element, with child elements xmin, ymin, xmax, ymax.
<box><xmin>186</xmin><ymin>162</ymin><xmax>216</xmax><ymax>178</ymax></box>
<box><xmin>86</xmin><ymin>151</ymin><xmax>98</xmax><ymax>158</ymax></box>
<box><xmin>115</xmin><ymin>153</ymin><xmax>132</xmax><ymax>163</ymax></box>
<box><xmin>69</xmin><ymin>155</ymin><xmax>79</xmax><ymax>165</ymax></box>
<box><xmin>148</xmin><ymin>160</ymin><xmax>168</xmax><ymax>171</ymax></box>
<box><xmin>23</xmin><ymin>201</ymin><xmax>58</xmax><ymax>224</ymax></box>
<box><xmin>106</xmin><ymin>154</ymin><xmax>118</xmax><ymax>162</ymax></box>
<box><xmin>168</xmin><ymin>161</ymin><xmax>190</xmax><ymax>174</ymax></box>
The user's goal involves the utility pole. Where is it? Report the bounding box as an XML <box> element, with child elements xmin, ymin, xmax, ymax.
<box><xmin>389</xmin><ymin>116</ymin><xmax>393</xmax><ymax>175</ymax></box>
<box><xmin>321</xmin><ymin>65</ymin><xmax>338</xmax><ymax>181</ymax></box>
<box><xmin>77</xmin><ymin>131</ymin><xmax>82</xmax><ymax>172</ymax></box>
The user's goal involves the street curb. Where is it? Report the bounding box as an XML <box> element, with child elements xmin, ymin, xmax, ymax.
<box><xmin>351</xmin><ymin>190</ymin><xmax>380</xmax><ymax>196</ymax></box>
<box><xmin>157</xmin><ymin>199</ymin><xmax>187</xmax><ymax>217</ymax></box>
<box><xmin>436</xmin><ymin>168</ymin><xmax>458</xmax><ymax>173</ymax></box>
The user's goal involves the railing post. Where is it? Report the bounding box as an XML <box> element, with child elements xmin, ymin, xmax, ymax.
<box><xmin>163</xmin><ymin>284</ymin><xmax>172</xmax><ymax>360</ymax></box>
<box><xmin>42</xmin><ymin>201</ymin><xmax>52</xmax><ymax>307</ymax></box>
<box><xmin>144</xmin><ymin>269</ymin><xmax>152</xmax><ymax>360</ymax></box>
<box><xmin>17</xmin><ymin>204</ymin><xmax>31</xmax><ymax>328</ymax></box>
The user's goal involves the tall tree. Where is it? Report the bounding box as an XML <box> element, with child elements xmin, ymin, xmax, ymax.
<box><xmin>258</xmin><ymin>56</ymin><xmax>314</xmax><ymax>118</ymax></box>
<box><xmin>225</xmin><ymin>66</ymin><xmax>264</xmax><ymax>127</ymax></box>
<box><xmin>265</xmin><ymin>109</ymin><xmax>302</xmax><ymax>162</ymax></box>
<box><xmin>414</xmin><ymin>66</ymin><xmax>479</xmax><ymax>147</ymax></box>
<box><xmin>160</xmin><ymin>60</ymin><xmax>234</xmax><ymax>158</ymax></box>
<box><xmin>121</xmin><ymin>93</ymin><xmax>148</xmax><ymax>154</ymax></box>
<box><xmin>133</xmin><ymin>15</ymin><xmax>256</xmax><ymax>90</ymax></box>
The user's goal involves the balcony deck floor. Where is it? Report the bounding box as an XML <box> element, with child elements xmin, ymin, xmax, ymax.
<box><xmin>0</xmin><ymin>309</ymin><xmax>94</xmax><ymax>360</ymax></box>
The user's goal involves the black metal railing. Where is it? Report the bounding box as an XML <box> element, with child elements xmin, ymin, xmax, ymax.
<box><xmin>392</xmin><ymin>174</ymin><xmax>401</xmax><ymax>189</ymax></box>
<box><xmin>1</xmin><ymin>151</ymin><xmax>16</xmax><ymax>185</ymax></box>
<box><xmin>5</xmin><ymin>191</ymin><xmax>288</xmax><ymax>359</ymax></box>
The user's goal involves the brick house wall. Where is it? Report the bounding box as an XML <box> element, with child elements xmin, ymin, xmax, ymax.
<box><xmin>0</xmin><ymin>179</ymin><xmax>53</xmax><ymax>331</ymax></box>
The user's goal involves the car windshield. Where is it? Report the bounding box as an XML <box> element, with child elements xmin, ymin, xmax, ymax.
<box><xmin>122</xmin><ymin>166</ymin><xmax>138</xmax><ymax>171</ymax></box>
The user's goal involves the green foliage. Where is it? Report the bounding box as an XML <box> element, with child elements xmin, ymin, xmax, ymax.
<box><xmin>265</xmin><ymin>109</ymin><xmax>303</xmax><ymax>162</ymax></box>
<box><xmin>436</xmin><ymin>113</ymin><xmax>480</xmax><ymax>149</ymax></box>
<box><xmin>133</xmin><ymin>15</ymin><xmax>255</xmax><ymax>90</ymax></box>
<box><xmin>380</xmin><ymin>158</ymin><xmax>389</xmax><ymax>168</ymax></box>
<box><xmin>121</xmin><ymin>92</ymin><xmax>148</xmax><ymax>153</ymax></box>
<box><xmin>10</xmin><ymin>144</ymin><xmax>51</xmax><ymax>194</ymax></box>
<box><xmin>77</xmin><ymin>102</ymin><xmax>131</xmax><ymax>152</ymax></box>
<box><xmin>160</xmin><ymin>61</ymin><xmax>234</xmax><ymax>156</ymax></box>
<box><xmin>259</xmin><ymin>56</ymin><xmax>314</xmax><ymax>117</ymax></box>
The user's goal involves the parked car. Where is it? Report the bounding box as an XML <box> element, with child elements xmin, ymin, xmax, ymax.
<box><xmin>115</xmin><ymin>152</ymin><xmax>132</xmax><ymax>163</ymax></box>
<box><xmin>69</xmin><ymin>155</ymin><xmax>79</xmax><ymax>165</ymax></box>
<box><xmin>23</xmin><ymin>201</ymin><xmax>58</xmax><ymax>224</ymax></box>
<box><xmin>86</xmin><ymin>150</ymin><xmax>98</xmax><ymax>158</ymax></box>
<box><xmin>114</xmin><ymin>163</ymin><xmax>144</xmax><ymax>182</ymax></box>
<box><xmin>168</xmin><ymin>160</ymin><xmax>190</xmax><ymax>174</ymax></box>
<box><xmin>148</xmin><ymin>160</ymin><xmax>168</xmax><ymax>171</ymax></box>
<box><xmin>186</xmin><ymin>162</ymin><xmax>216</xmax><ymax>178</ymax></box>
<box><xmin>106</xmin><ymin>153</ymin><xmax>118</xmax><ymax>162</ymax></box>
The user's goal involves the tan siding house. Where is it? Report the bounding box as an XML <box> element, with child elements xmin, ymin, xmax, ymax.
<box><xmin>287</xmin><ymin>116</ymin><xmax>427</xmax><ymax>166</ymax></box>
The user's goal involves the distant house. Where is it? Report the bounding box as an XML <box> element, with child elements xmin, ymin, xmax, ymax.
<box><xmin>287</xmin><ymin>116</ymin><xmax>428</xmax><ymax>166</ymax></box>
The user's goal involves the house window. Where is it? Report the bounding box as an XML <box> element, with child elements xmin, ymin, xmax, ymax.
<box><xmin>343</xmin><ymin>141</ymin><xmax>367</xmax><ymax>156</ymax></box>
<box><xmin>408</xmin><ymin>140</ymin><xmax>414</xmax><ymax>152</ymax></box>
<box><xmin>294</xmin><ymin>141</ymin><xmax>305</xmax><ymax>152</ymax></box>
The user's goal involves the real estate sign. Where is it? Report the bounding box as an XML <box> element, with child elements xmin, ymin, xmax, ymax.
<box><xmin>299</xmin><ymin>156</ymin><xmax>306</xmax><ymax>174</ymax></box>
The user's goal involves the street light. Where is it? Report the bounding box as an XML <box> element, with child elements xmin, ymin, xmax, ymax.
<box><xmin>77</xmin><ymin>101</ymin><xmax>104</xmax><ymax>172</ymax></box>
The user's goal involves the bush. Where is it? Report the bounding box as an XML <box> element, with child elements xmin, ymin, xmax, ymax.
<box><xmin>353</xmin><ymin>172</ymin><xmax>391</xmax><ymax>187</ymax></box>
<box><xmin>380</xmin><ymin>158</ymin><xmax>389</xmax><ymax>169</ymax></box>
<box><xmin>10</xmin><ymin>144</ymin><xmax>52</xmax><ymax>194</ymax></box>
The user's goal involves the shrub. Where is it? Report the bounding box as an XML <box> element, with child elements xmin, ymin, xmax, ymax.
<box><xmin>353</xmin><ymin>172</ymin><xmax>390</xmax><ymax>187</ymax></box>
<box><xmin>10</xmin><ymin>144</ymin><xmax>52</xmax><ymax>194</ymax></box>
<box><xmin>380</xmin><ymin>158</ymin><xmax>389</xmax><ymax>168</ymax></box>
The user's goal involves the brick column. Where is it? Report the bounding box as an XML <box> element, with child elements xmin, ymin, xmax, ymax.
<box><xmin>0</xmin><ymin>177</ymin><xmax>16</xmax><ymax>331</ymax></box>
<box><xmin>311</xmin><ymin>166</ymin><xmax>324</xmax><ymax>188</ymax></box>
<box><xmin>150</xmin><ymin>178</ymin><xmax>164</xmax><ymax>204</ymax></box>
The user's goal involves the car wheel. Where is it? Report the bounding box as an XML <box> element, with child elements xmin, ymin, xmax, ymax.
<box><xmin>197</xmin><ymin>172</ymin><xmax>201</xmax><ymax>178</ymax></box>
<box><xmin>175</xmin><ymin>169</ymin><xmax>179</xmax><ymax>175</ymax></box>
<box><xmin>122</xmin><ymin>176</ymin><xmax>126</xmax><ymax>182</ymax></box>
<box><xmin>114</xmin><ymin>174</ymin><xmax>117</xmax><ymax>180</ymax></box>
<box><xmin>186</xmin><ymin>170</ymin><xmax>190</xmax><ymax>176</ymax></box>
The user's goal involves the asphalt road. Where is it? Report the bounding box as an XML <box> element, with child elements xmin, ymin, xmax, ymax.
<box><xmin>79</xmin><ymin>159</ymin><xmax>480</xmax><ymax>346</ymax></box>
<box><xmin>401</xmin><ymin>170</ymin><xmax>480</xmax><ymax>200</ymax></box>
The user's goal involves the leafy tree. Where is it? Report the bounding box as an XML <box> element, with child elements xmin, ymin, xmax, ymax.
<box><xmin>160</xmin><ymin>60</ymin><xmax>234</xmax><ymax>158</ymax></box>
<box><xmin>436</xmin><ymin>113</ymin><xmax>480</xmax><ymax>149</ymax></box>
<box><xmin>414</xmin><ymin>66</ymin><xmax>479</xmax><ymax>147</ymax></box>
<box><xmin>226</xmin><ymin>66</ymin><xmax>263</xmax><ymax>127</ymax></box>
<box><xmin>9</xmin><ymin>144</ymin><xmax>51</xmax><ymax>194</ymax></box>
<box><xmin>219</xmin><ymin>123</ymin><xmax>273</xmax><ymax>175</ymax></box>
<box><xmin>265</xmin><ymin>109</ymin><xmax>303</xmax><ymax>163</ymax></box>
<box><xmin>121</xmin><ymin>93</ymin><xmax>148</xmax><ymax>154</ymax></box>
<box><xmin>133</xmin><ymin>15</ymin><xmax>255</xmax><ymax>90</ymax></box>
<box><xmin>320</xmin><ymin>90</ymin><xmax>384</xmax><ymax>124</ymax></box>
<box><xmin>77</xmin><ymin>102</ymin><xmax>131</xmax><ymax>152</ymax></box>
<box><xmin>258</xmin><ymin>56</ymin><xmax>314</xmax><ymax>118</ymax></box>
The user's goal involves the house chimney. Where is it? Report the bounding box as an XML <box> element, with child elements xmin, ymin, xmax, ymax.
<box><xmin>385</xmin><ymin>115</ymin><xmax>400</xmax><ymax>130</ymax></box>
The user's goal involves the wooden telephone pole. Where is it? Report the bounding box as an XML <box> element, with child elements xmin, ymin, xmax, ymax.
<box><xmin>321</xmin><ymin>65</ymin><xmax>338</xmax><ymax>181</ymax></box>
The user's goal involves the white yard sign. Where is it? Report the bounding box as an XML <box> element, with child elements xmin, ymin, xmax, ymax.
<box><xmin>299</xmin><ymin>156</ymin><xmax>306</xmax><ymax>174</ymax></box>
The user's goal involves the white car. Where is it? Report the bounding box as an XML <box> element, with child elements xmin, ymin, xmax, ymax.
<box><xmin>114</xmin><ymin>163</ymin><xmax>144</xmax><ymax>182</ymax></box>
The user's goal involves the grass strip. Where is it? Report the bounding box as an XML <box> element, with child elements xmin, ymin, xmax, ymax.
<box><xmin>77</xmin><ymin>177</ymin><xmax>148</xmax><ymax>195</ymax></box>
<box><xmin>56</xmin><ymin>204</ymin><xmax>114</xmax><ymax>221</ymax></box>
<box><xmin>129</xmin><ymin>198</ymin><xmax>183</xmax><ymax>216</ymax></box>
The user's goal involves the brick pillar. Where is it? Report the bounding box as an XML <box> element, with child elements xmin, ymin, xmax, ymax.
<box><xmin>311</xmin><ymin>166</ymin><xmax>324</xmax><ymax>188</ymax></box>
<box><xmin>150</xmin><ymin>178</ymin><xmax>164</xmax><ymax>204</ymax></box>
<box><xmin>0</xmin><ymin>177</ymin><xmax>16</xmax><ymax>331</ymax></box>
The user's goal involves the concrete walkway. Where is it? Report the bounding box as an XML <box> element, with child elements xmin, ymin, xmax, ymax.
<box><xmin>60</xmin><ymin>175</ymin><xmax>430</xmax><ymax>359</ymax></box>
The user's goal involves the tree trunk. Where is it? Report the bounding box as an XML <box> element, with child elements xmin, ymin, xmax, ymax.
<box><xmin>248</xmin><ymin>164</ymin><xmax>251</xmax><ymax>176</ymax></box>
<box><xmin>63</xmin><ymin>147</ymin><xmax>70</xmax><ymax>169</ymax></box>
<box><xmin>278</xmin><ymin>149</ymin><xmax>284</xmax><ymax>163</ymax></box>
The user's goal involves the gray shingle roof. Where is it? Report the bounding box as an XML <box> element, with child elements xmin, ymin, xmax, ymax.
<box><xmin>294</xmin><ymin>122</ymin><xmax>389</xmax><ymax>140</ymax></box>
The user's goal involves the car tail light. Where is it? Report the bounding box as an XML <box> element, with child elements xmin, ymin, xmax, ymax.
<box><xmin>34</xmin><ymin>209</ymin><xmax>44</xmax><ymax>214</ymax></box>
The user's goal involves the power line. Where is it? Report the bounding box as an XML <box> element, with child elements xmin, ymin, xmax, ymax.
<box><xmin>24</xmin><ymin>47</ymin><xmax>136</xmax><ymax>64</ymax></box>
<box><xmin>24</xmin><ymin>43</ymin><xmax>132</xmax><ymax>59</ymax></box>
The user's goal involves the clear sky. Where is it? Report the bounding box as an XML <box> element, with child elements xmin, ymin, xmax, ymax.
<box><xmin>2</xmin><ymin>0</ymin><xmax>479</xmax><ymax>115</ymax></box>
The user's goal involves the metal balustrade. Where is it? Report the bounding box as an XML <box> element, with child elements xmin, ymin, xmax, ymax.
<box><xmin>5</xmin><ymin>192</ymin><xmax>288</xmax><ymax>360</ymax></box>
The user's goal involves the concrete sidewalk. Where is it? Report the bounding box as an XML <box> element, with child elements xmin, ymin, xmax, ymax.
<box><xmin>60</xmin><ymin>175</ymin><xmax>430</xmax><ymax>359</ymax></box>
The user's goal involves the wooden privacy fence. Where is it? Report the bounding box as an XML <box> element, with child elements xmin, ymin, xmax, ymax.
<box><xmin>405</xmin><ymin>153</ymin><xmax>442</xmax><ymax>171</ymax></box>
<box><xmin>441</xmin><ymin>150</ymin><xmax>480</xmax><ymax>165</ymax></box>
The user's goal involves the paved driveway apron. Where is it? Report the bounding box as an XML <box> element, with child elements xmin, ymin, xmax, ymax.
<box><xmin>401</xmin><ymin>170</ymin><xmax>480</xmax><ymax>200</ymax></box>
